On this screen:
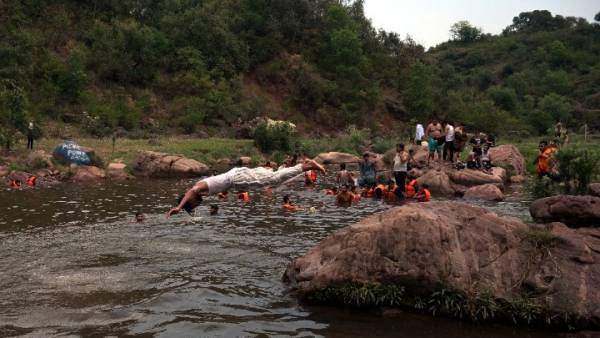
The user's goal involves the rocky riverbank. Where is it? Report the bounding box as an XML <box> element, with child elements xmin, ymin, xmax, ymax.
<box><xmin>283</xmin><ymin>201</ymin><xmax>600</xmax><ymax>331</ymax></box>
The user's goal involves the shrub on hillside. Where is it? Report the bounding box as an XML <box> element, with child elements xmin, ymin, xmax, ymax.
<box><xmin>253</xmin><ymin>122</ymin><xmax>296</xmax><ymax>153</ymax></box>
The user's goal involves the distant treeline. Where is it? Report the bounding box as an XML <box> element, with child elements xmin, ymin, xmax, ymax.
<box><xmin>1</xmin><ymin>1</ymin><xmax>599</xmax><ymax>139</ymax></box>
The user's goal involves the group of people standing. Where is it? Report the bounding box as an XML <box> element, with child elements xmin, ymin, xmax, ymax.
<box><xmin>415</xmin><ymin>120</ymin><xmax>469</xmax><ymax>165</ymax></box>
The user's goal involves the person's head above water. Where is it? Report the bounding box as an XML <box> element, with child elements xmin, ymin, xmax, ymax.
<box><xmin>210</xmin><ymin>204</ymin><xmax>219</xmax><ymax>215</ymax></box>
<box><xmin>283</xmin><ymin>195</ymin><xmax>291</xmax><ymax>204</ymax></box>
<box><xmin>340</xmin><ymin>163</ymin><xmax>346</xmax><ymax>170</ymax></box>
<box><xmin>177</xmin><ymin>194</ymin><xmax>202</xmax><ymax>215</ymax></box>
<box><xmin>135</xmin><ymin>212</ymin><xmax>145</xmax><ymax>223</ymax></box>
<box><xmin>341</xmin><ymin>184</ymin><xmax>349</xmax><ymax>193</ymax></box>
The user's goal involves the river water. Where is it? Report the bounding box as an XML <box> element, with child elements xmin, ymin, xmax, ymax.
<box><xmin>0</xmin><ymin>173</ymin><xmax>559</xmax><ymax>337</ymax></box>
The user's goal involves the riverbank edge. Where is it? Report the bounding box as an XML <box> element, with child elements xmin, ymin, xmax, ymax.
<box><xmin>295</xmin><ymin>280</ymin><xmax>589</xmax><ymax>332</ymax></box>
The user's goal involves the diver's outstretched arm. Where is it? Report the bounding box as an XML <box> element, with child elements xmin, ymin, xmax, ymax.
<box><xmin>166</xmin><ymin>181</ymin><xmax>208</xmax><ymax>217</ymax></box>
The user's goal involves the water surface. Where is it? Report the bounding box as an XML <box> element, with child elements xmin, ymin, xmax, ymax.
<box><xmin>0</xmin><ymin>174</ymin><xmax>557</xmax><ymax>337</ymax></box>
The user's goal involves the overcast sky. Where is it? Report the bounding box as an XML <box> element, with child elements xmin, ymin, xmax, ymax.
<box><xmin>363</xmin><ymin>0</ymin><xmax>599</xmax><ymax>49</ymax></box>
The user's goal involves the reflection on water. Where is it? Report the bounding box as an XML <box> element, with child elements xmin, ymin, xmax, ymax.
<box><xmin>0</xmin><ymin>174</ymin><xmax>556</xmax><ymax>337</ymax></box>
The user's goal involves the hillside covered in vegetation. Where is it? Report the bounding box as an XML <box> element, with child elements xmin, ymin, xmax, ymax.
<box><xmin>1</xmin><ymin>1</ymin><xmax>599</xmax><ymax>143</ymax></box>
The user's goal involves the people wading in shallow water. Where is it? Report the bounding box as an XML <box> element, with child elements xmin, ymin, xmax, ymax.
<box><xmin>336</xmin><ymin>184</ymin><xmax>354</xmax><ymax>207</ymax></box>
<box><xmin>167</xmin><ymin>160</ymin><xmax>325</xmax><ymax>217</ymax></box>
<box><xmin>282</xmin><ymin>195</ymin><xmax>302</xmax><ymax>211</ymax></box>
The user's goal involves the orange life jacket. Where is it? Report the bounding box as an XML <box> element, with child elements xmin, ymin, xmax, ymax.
<box><xmin>26</xmin><ymin>176</ymin><xmax>37</xmax><ymax>187</ymax></box>
<box><xmin>10</xmin><ymin>180</ymin><xmax>21</xmax><ymax>188</ymax></box>
<box><xmin>352</xmin><ymin>193</ymin><xmax>361</xmax><ymax>203</ymax></box>
<box><xmin>305</xmin><ymin>170</ymin><xmax>317</xmax><ymax>184</ymax></box>
<box><xmin>283</xmin><ymin>203</ymin><xmax>298</xmax><ymax>211</ymax></box>
<box><xmin>238</xmin><ymin>191</ymin><xmax>250</xmax><ymax>202</ymax></box>
<box><xmin>537</xmin><ymin>146</ymin><xmax>557</xmax><ymax>174</ymax></box>
<box><xmin>362</xmin><ymin>188</ymin><xmax>374</xmax><ymax>198</ymax></box>
<box><xmin>417</xmin><ymin>189</ymin><xmax>431</xmax><ymax>202</ymax></box>
<box><xmin>405</xmin><ymin>180</ymin><xmax>418</xmax><ymax>198</ymax></box>
<box><xmin>384</xmin><ymin>187</ymin><xmax>398</xmax><ymax>202</ymax></box>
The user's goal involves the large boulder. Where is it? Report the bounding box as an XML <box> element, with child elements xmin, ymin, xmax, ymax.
<box><xmin>53</xmin><ymin>141</ymin><xmax>102</xmax><ymax>166</ymax></box>
<box><xmin>488</xmin><ymin>144</ymin><xmax>526</xmax><ymax>176</ymax></box>
<box><xmin>589</xmin><ymin>183</ymin><xmax>600</xmax><ymax>197</ymax></box>
<box><xmin>72</xmin><ymin>166</ymin><xmax>106</xmax><ymax>181</ymax></box>
<box><xmin>463</xmin><ymin>183</ymin><xmax>504</xmax><ymax>201</ymax></box>
<box><xmin>530</xmin><ymin>195</ymin><xmax>600</xmax><ymax>228</ymax></box>
<box><xmin>106</xmin><ymin>162</ymin><xmax>132</xmax><ymax>180</ymax></box>
<box><xmin>284</xmin><ymin>202</ymin><xmax>600</xmax><ymax>328</ymax></box>
<box><xmin>445</xmin><ymin>168</ymin><xmax>504</xmax><ymax>187</ymax></box>
<box><xmin>134</xmin><ymin>151</ymin><xmax>209</xmax><ymax>178</ymax></box>
<box><xmin>314</xmin><ymin>152</ymin><xmax>360</xmax><ymax>165</ymax></box>
<box><xmin>415</xmin><ymin>169</ymin><xmax>455</xmax><ymax>195</ymax></box>
<box><xmin>410</xmin><ymin>146</ymin><xmax>429</xmax><ymax>168</ymax></box>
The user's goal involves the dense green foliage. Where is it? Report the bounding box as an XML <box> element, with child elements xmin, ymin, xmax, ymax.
<box><xmin>427</xmin><ymin>10</ymin><xmax>600</xmax><ymax>135</ymax></box>
<box><xmin>0</xmin><ymin>2</ymin><xmax>598</xmax><ymax>139</ymax></box>
<box><xmin>0</xmin><ymin>0</ymin><xmax>422</xmax><ymax>136</ymax></box>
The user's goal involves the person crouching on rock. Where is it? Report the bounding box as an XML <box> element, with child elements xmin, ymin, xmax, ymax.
<box><xmin>415</xmin><ymin>184</ymin><xmax>431</xmax><ymax>202</ymax></box>
<box><xmin>167</xmin><ymin>160</ymin><xmax>325</xmax><ymax>217</ymax></box>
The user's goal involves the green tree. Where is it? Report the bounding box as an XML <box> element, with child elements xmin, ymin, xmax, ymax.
<box><xmin>404</xmin><ymin>61</ymin><xmax>433</xmax><ymax>118</ymax></box>
<box><xmin>0</xmin><ymin>80</ymin><xmax>28</xmax><ymax>151</ymax></box>
<box><xmin>539</xmin><ymin>93</ymin><xmax>571</xmax><ymax>124</ymax></box>
<box><xmin>450</xmin><ymin>21</ymin><xmax>483</xmax><ymax>43</ymax></box>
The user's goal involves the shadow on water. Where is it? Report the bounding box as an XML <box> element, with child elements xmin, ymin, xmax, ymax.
<box><xmin>0</xmin><ymin>173</ymin><xmax>557</xmax><ymax>337</ymax></box>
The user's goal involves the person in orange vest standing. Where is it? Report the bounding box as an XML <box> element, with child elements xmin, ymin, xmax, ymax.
<box><xmin>415</xmin><ymin>184</ymin><xmax>431</xmax><ymax>202</ymax></box>
<box><xmin>536</xmin><ymin>140</ymin><xmax>559</xmax><ymax>179</ymax></box>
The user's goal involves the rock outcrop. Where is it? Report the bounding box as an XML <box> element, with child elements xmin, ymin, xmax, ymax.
<box><xmin>589</xmin><ymin>183</ymin><xmax>600</xmax><ymax>198</ymax></box>
<box><xmin>53</xmin><ymin>141</ymin><xmax>102</xmax><ymax>166</ymax></box>
<box><xmin>530</xmin><ymin>195</ymin><xmax>600</xmax><ymax>228</ymax></box>
<box><xmin>463</xmin><ymin>183</ymin><xmax>504</xmax><ymax>201</ymax></box>
<box><xmin>314</xmin><ymin>152</ymin><xmax>361</xmax><ymax>165</ymax></box>
<box><xmin>134</xmin><ymin>151</ymin><xmax>209</xmax><ymax>178</ymax></box>
<box><xmin>510</xmin><ymin>175</ymin><xmax>527</xmax><ymax>184</ymax></box>
<box><xmin>72</xmin><ymin>166</ymin><xmax>106</xmax><ymax>181</ymax></box>
<box><xmin>415</xmin><ymin>169</ymin><xmax>455</xmax><ymax>195</ymax></box>
<box><xmin>26</xmin><ymin>150</ymin><xmax>54</xmax><ymax>169</ymax></box>
<box><xmin>284</xmin><ymin>202</ymin><xmax>600</xmax><ymax>328</ymax></box>
<box><xmin>488</xmin><ymin>144</ymin><xmax>527</xmax><ymax>176</ymax></box>
<box><xmin>446</xmin><ymin>168</ymin><xmax>505</xmax><ymax>187</ymax></box>
<box><xmin>106</xmin><ymin>162</ymin><xmax>132</xmax><ymax>180</ymax></box>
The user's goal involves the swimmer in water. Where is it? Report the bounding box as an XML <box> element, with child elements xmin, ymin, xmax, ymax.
<box><xmin>210</xmin><ymin>205</ymin><xmax>219</xmax><ymax>215</ymax></box>
<box><xmin>167</xmin><ymin>160</ymin><xmax>325</xmax><ymax>217</ymax></box>
<box><xmin>282</xmin><ymin>195</ymin><xmax>302</xmax><ymax>211</ymax></box>
<box><xmin>135</xmin><ymin>212</ymin><xmax>145</xmax><ymax>223</ymax></box>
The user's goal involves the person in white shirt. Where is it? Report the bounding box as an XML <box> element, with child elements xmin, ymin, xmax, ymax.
<box><xmin>392</xmin><ymin>143</ymin><xmax>409</xmax><ymax>198</ymax></box>
<box><xmin>443</xmin><ymin>121</ymin><xmax>455</xmax><ymax>162</ymax></box>
<box><xmin>415</xmin><ymin>123</ymin><xmax>424</xmax><ymax>145</ymax></box>
<box><xmin>167</xmin><ymin>160</ymin><xmax>326</xmax><ymax>217</ymax></box>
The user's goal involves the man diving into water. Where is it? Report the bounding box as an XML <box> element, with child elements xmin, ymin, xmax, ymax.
<box><xmin>167</xmin><ymin>160</ymin><xmax>326</xmax><ymax>217</ymax></box>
